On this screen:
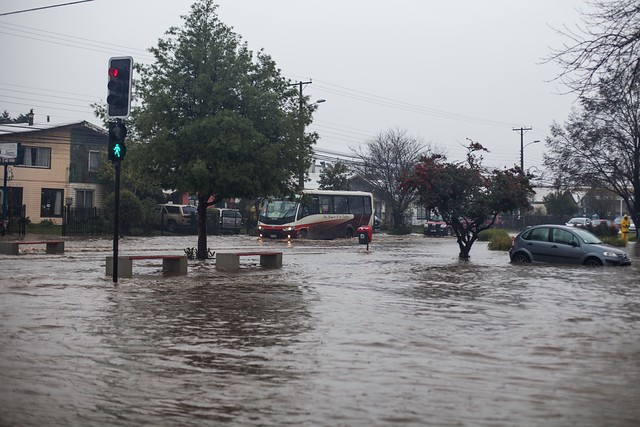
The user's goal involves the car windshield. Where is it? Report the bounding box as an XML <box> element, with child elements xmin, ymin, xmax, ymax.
<box><xmin>183</xmin><ymin>206</ymin><xmax>197</xmax><ymax>214</ymax></box>
<box><xmin>571</xmin><ymin>227</ymin><xmax>603</xmax><ymax>244</ymax></box>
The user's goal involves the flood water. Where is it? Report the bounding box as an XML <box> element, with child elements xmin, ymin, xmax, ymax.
<box><xmin>1</xmin><ymin>233</ymin><xmax>640</xmax><ymax>426</ymax></box>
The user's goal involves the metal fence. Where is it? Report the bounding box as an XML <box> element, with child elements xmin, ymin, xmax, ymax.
<box><xmin>496</xmin><ymin>213</ymin><xmax>568</xmax><ymax>231</ymax></box>
<box><xmin>62</xmin><ymin>207</ymin><xmax>110</xmax><ymax>237</ymax></box>
<box><xmin>2</xmin><ymin>205</ymin><xmax>27</xmax><ymax>237</ymax></box>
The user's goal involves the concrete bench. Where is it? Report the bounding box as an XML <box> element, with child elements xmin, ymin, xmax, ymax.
<box><xmin>0</xmin><ymin>240</ymin><xmax>65</xmax><ymax>255</ymax></box>
<box><xmin>216</xmin><ymin>251</ymin><xmax>283</xmax><ymax>272</ymax></box>
<box><xmin>106</xmin><ymin>255</ymin><xmax>188</xmax><ymax>278</ymax></box>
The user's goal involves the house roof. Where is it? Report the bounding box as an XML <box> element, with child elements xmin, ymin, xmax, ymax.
<box><xmin>0</xmin><ymin>120</ymin><xmax>106</xmax><ymax>136</ymax></box>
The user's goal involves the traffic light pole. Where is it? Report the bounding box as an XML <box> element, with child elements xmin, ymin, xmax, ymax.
<box><xmin>106</xmin><ymin>56</ymin><xmax>132</xmax><ymax>284</ymax></box>
<box><xmin>112</xmin><ymin>157</ymin><xmax>120</xmax><ymax>284</ymax></box>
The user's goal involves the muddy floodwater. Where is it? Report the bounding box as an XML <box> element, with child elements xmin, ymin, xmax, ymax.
<box><xmin>1</xmin><ymin>233</ymin><xmax>640</xmax><ymax>426</ymax></box>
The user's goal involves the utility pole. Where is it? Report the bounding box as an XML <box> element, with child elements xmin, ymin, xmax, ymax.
<box><xmin>292</xmin><ymin>80</ymin><xmax>312</xmax><ymax>190</ymax></box>
<box><xmin>513</xmin><ymin>126</ymin><xmax>532</xmax><ymax>174</ymax></box>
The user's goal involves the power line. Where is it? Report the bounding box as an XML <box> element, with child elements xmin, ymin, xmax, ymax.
<box><xmin>0</xmin><ymin>24</ymin><xmax>153</xmax><ymax>59</ymax></box>
<box><xmin>0</xmin><ymin>0</ymin><xmax>93</xmax><ymax>17</ymax></box>
<box><xmin>311</xmin><ymin>79</ymin><xmax>516</xmax><ymax>128</ymax></box>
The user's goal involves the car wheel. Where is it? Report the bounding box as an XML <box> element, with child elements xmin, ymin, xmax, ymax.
<box><xmin>167</xmin><ymin>220</ymin><xmax>177</xmax><ymax>232</ymax></box>
<box><xmin>584</xmin><ymin>257</ymin><xmax>603</xmax><ymax>267</ymax></box>
<box><xmin>298</xmin><ymin>229</ymin><xmax>308</xmax><ymax>239</ymax></box>
<box><xmin>512</xmin><ymin>252</ymin><xmax>530</xmax><ymax>263</ymax></box>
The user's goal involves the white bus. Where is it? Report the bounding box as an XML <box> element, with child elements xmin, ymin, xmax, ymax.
<box><xmin>258</xmin><ymin>190</ymin><xmax>374</xmax><ymax>239</ymax></box>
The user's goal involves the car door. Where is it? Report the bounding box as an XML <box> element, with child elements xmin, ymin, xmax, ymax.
<box><xmin>550</xmin><ymin>228</ymin><xmax>583</xmax><ymax>264</ymax></box>
<box><xmin>523</xmin><ymin>227</ymin><xmax>554</xmax><ymax>262</ymax></box>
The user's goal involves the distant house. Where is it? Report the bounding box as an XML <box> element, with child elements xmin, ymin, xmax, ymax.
<box><xmin>0</xmin><ymin>118</ymin><xmax>108</xmax><ymax>225</ymax></box>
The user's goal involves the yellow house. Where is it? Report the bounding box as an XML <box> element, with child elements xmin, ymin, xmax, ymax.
<box><xmin>0</xmin><ymin>119</ymin><xmax>108</xmax><ymax>225</ymax></box>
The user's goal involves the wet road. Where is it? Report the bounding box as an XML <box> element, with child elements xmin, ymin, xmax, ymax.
<box><xmin>1</xmin><ymin>233</ymin><xmax>640</xmax><ymax>426</ymax></box>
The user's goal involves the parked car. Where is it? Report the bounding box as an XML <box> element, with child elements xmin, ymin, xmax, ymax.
<box><xmin>509</xmin><ymin>224</ymin><xmax>631</xmax><ymax>266</ymax></box>
<box><xmin>565</xmin><ymin>217</ymin><xmax>591</xmax><ymax>228</ymax></box>
<box><xmin>157</xmin><ymin>203</ymin><xmax>197</xmax><ymax>232</ymax></box>
<box><xmin>217</xmin><ymin>208</ymin><xmax>242</xmax><ymax>234</ymax></box>
<box><xmin>591</xmin><ymin>219</ymin><xmax>613</xmax><ymax>228</ymax></box>
<box><xmin>424</xmin><ymin>215</ymin><xmax>452</xmax><ymax>237</ymax></box>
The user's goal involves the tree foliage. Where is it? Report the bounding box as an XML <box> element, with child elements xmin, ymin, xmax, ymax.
<box><xmin>583</xmin><ymin>188</ymin><xmax>620</xmax><ymax>218</ymax></box>
<box><xmin>0</xmin><ymin>110</ymin><xmax>31</xmax><ymax>124</ymax></box>
<box><xmin>543</xmin><ymin>190</ymin><xmax>579</xmax><ymax>218</ymax></box>
<box><xmin>103</xmin><ymin>189</ymin><xmax>145</xmax><ymax>235</ymax></box>
<box><xmin>543</xmin><ymin>70</ymin><xmax>640</xmax><ymax>234</ymax></box>
<box><xmin>318</xmin><ymin>162</ymin><xmax>351</xmax><ymax>190</ymax></box>
<box><xmin>351</xmin><ymin>128</ymin><xmax>427</xmax><ymax>232</ymax></box>
<box><xmin>548</xmin><ymin>0</ymin><xmax>640</xmax><ymax>95</ymax></box>
<box><xmin>404</xmin><ymin>143</ymin><xmax>534</xmax><ymax>259</ymax></box>
<box><xmin>133</xmin><ymin>0</ymin><xmax>317</xmax><ymax>257</ymax></box>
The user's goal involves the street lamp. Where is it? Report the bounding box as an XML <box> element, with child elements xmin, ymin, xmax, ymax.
<box><xmin>520</xmin><ymin>139</ymin><xmax>540</xmax><ymax>173</ymax></box>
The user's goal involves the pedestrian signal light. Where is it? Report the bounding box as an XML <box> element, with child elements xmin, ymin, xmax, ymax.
<box><xmin>108</xmin><ymin>122</ymin><xmax>127</xmax><ymax>162</ymax></box>
<box><xmin>107</xmin><ymin>56</ymin><xmax>133</xmax><ymax>119</ymax></box>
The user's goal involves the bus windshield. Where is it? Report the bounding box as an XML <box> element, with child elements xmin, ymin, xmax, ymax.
<box><xmin>259</xmin><ymin>200</ymin><xmax>299</xmax><ymax>225</ymax></box>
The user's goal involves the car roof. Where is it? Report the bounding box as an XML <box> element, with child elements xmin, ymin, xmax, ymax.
<box><xmin>159</xmin><ymin>203</ymin><xmax>194</xmax><ymax>208</ymax></box>
<box><xmin>527</xmin><ymin>224</ymin><xmax>581</xmax><ymax>231</ymax></box>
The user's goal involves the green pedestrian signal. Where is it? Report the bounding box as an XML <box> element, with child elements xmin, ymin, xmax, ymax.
<box><xmin>108</xmin><ymin>122</ymin><xmax>127</xmax><ymax>162</ymax></box>
<box><xmin>112</xmin><ymin>143</ymin><xmax>123</xmax><ymax>158</ymax></box>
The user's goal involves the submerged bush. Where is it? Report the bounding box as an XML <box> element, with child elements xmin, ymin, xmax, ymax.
<box><xmin>478</xmin><ymin>228</ymin><xmax>509</xmax><ymax>241</ymax></box>
<box><xmin>488</xmin><ymin>234</ymin><xmax>513</xmax><ymax>251</ymax></box>
<box><xmin>601</xmin><ymin>235</ymin><xmax>627</xmax><ymax>247</ymax></box>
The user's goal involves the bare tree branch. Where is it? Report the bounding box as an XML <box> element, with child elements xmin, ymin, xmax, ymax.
<box><xmin>547</xmin><ymin>0</ymin><xmax>640</xmax><ymax>95</ymax></box>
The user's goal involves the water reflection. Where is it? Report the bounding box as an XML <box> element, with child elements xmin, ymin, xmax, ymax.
<box><xmin>1</xmin><ymin>233</ymin><xmax>640</xmax><ymax>426</ymax></box>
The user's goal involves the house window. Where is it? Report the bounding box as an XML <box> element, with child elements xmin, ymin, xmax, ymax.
<box><xmin>88</xmin><ymin>150</ymin><xmax>100</xmax><ymax>172</ymax></box>
<box><xmin>76</xmin><ymin>189</ymin><xmax>94</xmax><ymax>209</ymax></box>
<box><xmin>20</xmin><ymin>146</ymin><xmax>51</xmax><ymax>168</ymax></box>
<box><xmin>41</xmin><ymin>188</ymin><xmax>63</xmax><ymax>218</ymax></box>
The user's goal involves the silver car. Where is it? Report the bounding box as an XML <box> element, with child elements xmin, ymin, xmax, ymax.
<box><xmin>565</xmin><ymin>217</ymin><xmax>591</xmax><ymax>228</ymax></box>
<box><xmin>509</xmin><ymin>224</ymin><xmax>631</xmax><ymax>266</ymax></box>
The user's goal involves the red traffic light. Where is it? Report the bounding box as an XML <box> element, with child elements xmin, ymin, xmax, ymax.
<box><xmin>107</xmin><ymin>56</ymin><xmax>133</xmax><ymax>119</ymax></box>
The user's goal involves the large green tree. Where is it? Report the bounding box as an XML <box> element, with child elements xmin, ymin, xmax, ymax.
<box><xmin>543</xmin><ymin>190</ymin><xmax>579</xmax><ymax>218</ymax></box>
<box><xmin>134</xmin><ymin>0</ymin><xmax>317</xmax><ymax>258</ymax></box>
<box><xmin>404</xmin><ymin>143</ymin><xmax>534</xmax><ymax>259</ymax></box>
<box><xmin>318</xmin><ymin>162</ymin><xmax>351</xmax><ymax>190</ymax></box>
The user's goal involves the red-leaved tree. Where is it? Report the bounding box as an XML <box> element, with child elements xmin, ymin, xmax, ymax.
<box><xmin>403</xmin><ymin>143</ymin><xmax>534</xmax><ymax>259</ymax></box>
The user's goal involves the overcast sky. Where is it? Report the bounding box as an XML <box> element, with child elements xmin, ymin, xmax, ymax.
<box><xmin>1</xmin><ymin>0</ymin><xmax>592</xmax><ymax>176</ymax></box>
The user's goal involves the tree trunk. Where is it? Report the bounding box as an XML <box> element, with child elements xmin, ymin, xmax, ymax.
<box><xmin>197</xmin><ymin>194</ymin><xmax>209</xmax><ymax>260</ymax></box>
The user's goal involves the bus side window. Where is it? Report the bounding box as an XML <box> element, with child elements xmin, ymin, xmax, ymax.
<box><xmin>298</xmin><ymin>205</ymin><xmax>310</xmax><ymax>219</ymax></box>
<box><xmin>348</xmin><ymin>196</ymin><xmax>364</xmax><ymax>214</ymax></box>
<box><xmin>310</xmin><ymin>196</ymin><xmax>320</xmax><ymax>214</ymax></box>
<box><xmin>334</xmin><ymin>196</ymin><xmax>348</xmax><ymax>214</ymax></box>
<box><xmin>320</xmin><ymin>196</ymin><xmax>332</xmax><ymax>213</ymax></box>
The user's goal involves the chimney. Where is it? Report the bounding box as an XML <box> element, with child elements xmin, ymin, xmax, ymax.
<box><xmin>28</xmin><ymin>109</ymin><xmax>34</xmax><ymax>126</ymax></box>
